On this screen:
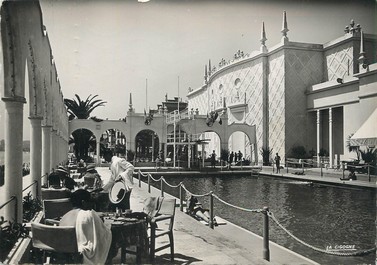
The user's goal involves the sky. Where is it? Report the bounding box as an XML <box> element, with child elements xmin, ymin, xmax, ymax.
<box><xmin>0</xmin><ymin>0</ymin><xmax>376</xmax><ymax>140</ymax></box>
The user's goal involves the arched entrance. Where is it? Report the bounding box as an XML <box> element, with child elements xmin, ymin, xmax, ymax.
<box><xmin>70</xmin><ymin>128</ymin><xmax>96</xmax><ymax>162</ymax></box>
<box><xmin>135</xmin><ymin>129</ymin><xmax>160</xmax><ymax>163</ymax></box>
<box><xmin>228</xmin><ymin>131</ymin><xmax>251</xmax><ymax>165</ymax></box>
<box><xmin>100</xmin><ymin>129</ymin><xmax>127</xmax><ymax>162</ymax></box>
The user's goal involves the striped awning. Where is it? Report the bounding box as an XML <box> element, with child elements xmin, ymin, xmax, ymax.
<box><xmin>350</xmin><ymin>108</ymin><xmax>377</xmax><ymax>147</ymax></box>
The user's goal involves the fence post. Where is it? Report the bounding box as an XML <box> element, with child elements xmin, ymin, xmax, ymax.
<box><xmin>342</xmin><ymin>163</ymin><xmax>345</xmax><ymax>179</ymax></box>
<box><xmin>148</xmin><ymin>174</ymin><xmax>151</xmax><ymax>193</ymax></box>
<box><xmin>14</xmin><ymin>196</ymin><xmax>18</xmax><ymax>224</ymax></box>
<box><xmin>209</xmin><ymin>191</ymin><xmax>214</xmax><ymax>229</ymax></box>
<box><xmin>161</xmin><ymin>177</ymin><xmax>164</xmax><ymax>197</ymax></box>
<box><xmin>262</xmin><ymin>206</ymin><xmax>270</xmax><ymax>261</ymax></box>
<box><xmin>320</xmin><ymin>162</ymin><xmax>323</xmax><ymax>177</ymax></box>
<box><xmin>368</xmin><ymin>164</ymin><xmax>371</xmax><ymax>182</ymax></box>
<box><xmin>36</xmin><ymin>180</ymin><xmax>39</xmax><ymax>199</ymax></box>
<box><xmin>138</xmin><ymin>171</ymin><xmax>141</xmax><ymax>188</ymax></box>
<box><xmin>179</xmin><ymin>184</ymin><xmax>184</xmax><ymax>212</ymax></box>
<box><xmin>286</xmin><ymin>159</ymin><xmax>289</xmax><ymax>174</ymax></box>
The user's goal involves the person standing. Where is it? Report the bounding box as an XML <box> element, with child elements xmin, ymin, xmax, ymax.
<box><xmin>103</xmin><ymin>155</ymin><xmax>135</xmax><ymax>210</ymax></box>
<box><xmin>274</xmin><ymin>153</ymin><xmax>281</xmax><ymax>173</ymax></box>
<box><xmin>210</xmin><ymin>150</ymin><xmax>216</xmax><ymax>168</ymax></box>
<box><xmin>238</xmin><ymin>151</ymin><xmax>243</xmax><ymax>163</ymax></box>
<box><xmin>229</xmin><ymin>151</ymin><xmax>234</xmax><ymax>165</ymax></box>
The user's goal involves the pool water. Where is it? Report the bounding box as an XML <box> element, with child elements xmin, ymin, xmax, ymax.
<box><xmin>152</xmin><ymin>174</ymin><xmax>376</xmax><ymax>265</ymax></box>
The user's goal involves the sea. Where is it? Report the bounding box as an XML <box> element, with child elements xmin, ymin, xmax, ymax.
<box><xmin>0</xmin><ymin>151</ymin><xmax>30</xmax><ymax>166</ymax></box>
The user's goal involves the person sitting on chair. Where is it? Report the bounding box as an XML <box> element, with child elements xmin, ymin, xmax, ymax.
<box><xmin>60</xmin><ymin>189</ymin><xmax>112</xmax><ymax>265</ymax></box>
<box><xmin>82</xmin><ymin>164</ymin><xmax>103</xmax><ymax>190</ymax></box>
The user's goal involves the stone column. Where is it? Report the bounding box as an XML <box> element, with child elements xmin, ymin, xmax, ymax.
<box><xmin>50</xmin><ymin>130</ymin><xmax>56</xmax><ymax>170</ymax></box>
<box><xmin>1</xmin><ymin>99</ymin><xmax>24</xmax><ymax>223</ymax></box>
<box><xmin>152</xmin><ymin>133</ymin><xmax>155</xmax><ymax>162</ymax></box>
<box><xmin>316</xmin><ymin>110</ymin><xmax>321</xmax><ymax>166</ymax></box>
<box><xmin>29</xmin><ymin>117</ymin><xmax>43</xmax><ymax>199</ymax></box>
<box><xmin>328</xmin><ymin>108</ymin><xmax>333</xmax><ymax>168</ymax></box>
<box><xmin>96</xmin><ymin>139</ymin><xmax>100</xmax><ymax>166</ymax></box>
<box><xmin>42</xmin><ymin>125</ymin><xmax>51</xmax><ymax>184</ymax></box>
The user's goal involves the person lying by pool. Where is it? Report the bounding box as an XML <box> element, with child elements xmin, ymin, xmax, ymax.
<box><xmin>186</xmin><ymin>195</ymin><xmax>217</xmax><ymax>225</ymax></box>
<box><xmin>340</xmin><ymin>167</ymin><xmax>357</xmax><ymax>181</ymax></box>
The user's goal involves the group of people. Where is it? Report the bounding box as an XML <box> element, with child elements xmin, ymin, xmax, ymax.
<box><xmin>46</xmin><ymin>154</ymin><xmax>136</xmax><ymax>264</ymax></box>
<box><xmin>228</xmin><ymin>150</ymin><xmax>243</xmax><ymax>165</ymax></box>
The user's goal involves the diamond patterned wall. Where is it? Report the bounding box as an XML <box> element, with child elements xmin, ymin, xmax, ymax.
<box><xmin>325</xmin><ymin>42</ymin><xmax>354</xmax><ymax>81</ymax></box>
<box><xmin>268</xmin><ymin>51</ymin><xmax>286</xmax><ymax>157</ymax></box>
<box><xmin>285</xmin><ymin>49</ymin><xmax>323</xmax><ymax>154</ymax></box>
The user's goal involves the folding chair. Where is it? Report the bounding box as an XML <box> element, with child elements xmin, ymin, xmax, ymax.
<box><xmin>31</xmin><ymin>222</ymin><xmax>82</xmax><ymax>264</ymax></box>
<box><xmin>43</xmin><ymin>198</ymin><xmax>73</xmax><ymax>224</ymax></box>
<box><xmin>41</xmin><ymin>188</ymin><xmax>71</xmax><ymax>200</ymax></box>
<box><xmin>144</xmin><ymin>197</ymin><xmax>176</xmax><ymax>263</ymax></box>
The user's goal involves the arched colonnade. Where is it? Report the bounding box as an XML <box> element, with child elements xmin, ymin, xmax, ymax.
<box><xmin>0</xmin><ymin>1</ymin><xmax>69</xmax><ymax>222</ymax></box>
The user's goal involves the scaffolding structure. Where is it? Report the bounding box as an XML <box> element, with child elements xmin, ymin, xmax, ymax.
<box><xmin>166</xmin><ymin>110</ymin><xmax>208</xmax><ymax>168</ymax></box>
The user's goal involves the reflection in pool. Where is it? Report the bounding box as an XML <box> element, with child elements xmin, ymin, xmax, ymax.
<box><xmin>151</xmin><ymin>174</ymin><xmax>376</xmax><ymax>265</ymax></box>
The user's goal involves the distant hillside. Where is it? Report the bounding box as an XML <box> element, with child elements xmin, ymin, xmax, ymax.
<box><xmin>0</xmin><ymin>139</ymin><xmax>30</xmax><ymax>151</ymax></box>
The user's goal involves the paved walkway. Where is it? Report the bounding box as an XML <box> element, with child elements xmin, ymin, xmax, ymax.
<box><xmin>97</xmin><ymin>167</ymin><xmax>319</xmax><ymax>265</ymax></box>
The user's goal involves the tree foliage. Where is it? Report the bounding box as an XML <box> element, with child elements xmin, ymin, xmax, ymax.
<box><xmin>64</xmin><ymin>94</ymin><xmax>106</xmax><ymax>120</ymax></box>
<box><xmin>64</xmin><ymin>94</ymin><xmax>106</xmax><ymax>160</ymax></box>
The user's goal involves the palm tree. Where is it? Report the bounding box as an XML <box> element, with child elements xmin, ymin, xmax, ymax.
<box><xmin>64</xmin><ymin>94</ymin><xmax>106</xmax><ymax>160</ymax></box>
<box><xmin>346</xmin><ymin>134</ymin><xmax>360</xmax><ymax>160</ymax></box>
<box><xmin>64</xmin><ymin>94</ymin><xmax>106</xmax><ymax>120</ymax></box>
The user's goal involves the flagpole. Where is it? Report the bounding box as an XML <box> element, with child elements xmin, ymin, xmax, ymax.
<box><xmin>146</xmin><ymin>78</ymin><xmax>148</xmax><ymax>111</ymax></box>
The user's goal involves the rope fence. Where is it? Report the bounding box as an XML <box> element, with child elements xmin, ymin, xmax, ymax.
<box><xmin>137</xmin><ymin>170</ymin><xmax>376</xmax><ymax>261</ymax></box>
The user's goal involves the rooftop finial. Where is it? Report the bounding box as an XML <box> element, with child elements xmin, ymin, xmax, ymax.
<box><xmin>204</xmin><ymin>64</ymin><xmax>208</xmax><ymax>83</ymax></box>
<box><xmin>358</xmin><ymin>30</ymin><xmax>368</xmax><ymax>71</ymax></box>
<box><xmin>128</xmin><ymin>93</ymin><xmax>133</xmax><ymax>112</ymax></box>
<box><xmin>208</xmin><ymin>59</ymin><xmax>212</xmax><ymax>76</ymax></box>
<box><xmin>281</xmin><ymin>11</ymin><xmax>289</xmax><ymax>43</ymax></box>
<box><xmin>345</xmin><ymin>19</ymin><xmax>362</xmax><ymax>36</ymax></box>
<box><xmin>260</xmin><ymin>22</ymin><xmax>268</xmax><ymax>53</ymax></box>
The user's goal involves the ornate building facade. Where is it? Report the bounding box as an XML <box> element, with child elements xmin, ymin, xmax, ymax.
<box><xmin>187</xmin><ymin>13</ymin><xmax>377</xmax><ymax>166</ymax></box>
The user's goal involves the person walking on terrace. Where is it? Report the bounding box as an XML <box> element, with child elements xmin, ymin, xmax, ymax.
<box><xmin>275</xmin><ymin>153</ymin><xmax>281</xmax><ymax>173</ymax></box>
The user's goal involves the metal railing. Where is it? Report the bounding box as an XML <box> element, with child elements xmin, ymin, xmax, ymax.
<box><xmin>0</xmin><ymin>173</ymin><xmax>47</xmax><ymax>222</ymax></box>
<box><xmin>280</xmin><ymin>159</ymin><xmax>376</xmax><ymax>182</ymax></box>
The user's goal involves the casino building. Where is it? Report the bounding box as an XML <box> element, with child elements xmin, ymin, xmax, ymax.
<box><xmin>187</xmin><ymin>12</ymin><xmax>377</xmax><ymax>167</ymax></box>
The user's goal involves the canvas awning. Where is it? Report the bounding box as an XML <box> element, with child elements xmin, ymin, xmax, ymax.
<box><xmin>350</xmin><ymin>108</ymin><xmax>377</xmax><ymax>147</ymax></box>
